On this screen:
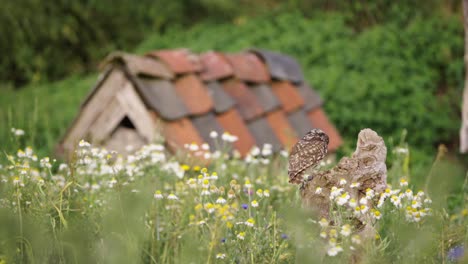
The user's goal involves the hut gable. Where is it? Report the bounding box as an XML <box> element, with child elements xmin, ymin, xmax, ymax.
<box><xmin>59</xmin><ymin>48</ymin><xmax>343</xmax><ymax>156</ymax></box>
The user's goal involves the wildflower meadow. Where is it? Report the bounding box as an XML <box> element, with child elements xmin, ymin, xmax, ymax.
<box><xmin>0</xmin><ymin>129</ymin><xmax>466</xmax><ymax>263</ymax></box>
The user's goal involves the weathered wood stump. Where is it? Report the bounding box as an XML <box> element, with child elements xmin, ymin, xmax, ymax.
<box><xmin>299</xmin><ymin>128</ymin><xmax>387</xmax><ymax>236</ymax></box>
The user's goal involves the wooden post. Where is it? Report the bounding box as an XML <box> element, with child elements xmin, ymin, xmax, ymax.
<box><xmin>461</xmin><ymin>0</ymin><xmax>468</xmax><ymax>153</ymax></box>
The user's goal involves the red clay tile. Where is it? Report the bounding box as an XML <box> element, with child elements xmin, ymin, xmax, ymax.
<box><xmin>225</xmin><ymin>53</ymin><xmax>270</xmax><ymax>83</ymax></box>
<box><xmin>271</xmin><ymin>81</ymin><xmax>305</xmax><ymax>113</ymax></box>
<box><xmin>174</xmin><ymin>74</ymin><xmax>214</xmax><ymax>116</ymax></box>
<box><xmin>151</xmin><ymin>111</ymin><xmax>205</xmax><ymax>152</ymax></box>
<box><xmin>266</xmin><ymin>109</ymin><xmax>298</xmax><ymax>149</ymax></box>
<box><xmin>199</xmin><ymin>51</ymin><xmax>234</xmax><ymax>81</ymax></box>
<box><xmin>307</xmin><ymin>108</ymin><xmax>342</xmax><ymax>151</ymax></box>
<box><xmin>147</xmin><ymin>49</ymin><xmax>202</xmax><ymax>74</ymax></box>
<box><xmin>222</xmin><ymin>79</ymin><xmax>264</xmax><ymax>121</ymax></box>
<box><xmin>216</xmin><ymin>108</ymin><xmax>257</xmax><ymax>156</ymax></box>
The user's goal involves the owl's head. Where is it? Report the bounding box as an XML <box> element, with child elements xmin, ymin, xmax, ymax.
<box><xmin>303</xmin><ymin>128</ymin><xmax>330</xmax><ymax>145</ymax></box>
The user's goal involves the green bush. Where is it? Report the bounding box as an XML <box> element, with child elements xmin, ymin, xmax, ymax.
<box><xmin>0</xmin><ymin>0</ymin><xmax>244</xmax><ymax>87</ymax></box>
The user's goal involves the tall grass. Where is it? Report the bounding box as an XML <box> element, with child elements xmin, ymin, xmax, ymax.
<box><xmin>0</xmin><ymin>131</ymin><xmax>466</xmax><ymax>263</ymax></box>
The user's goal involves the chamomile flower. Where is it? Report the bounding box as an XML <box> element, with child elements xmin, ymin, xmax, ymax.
<box><xmin>360</xmin><ymin>205</ymin><xmax>369</xmax><ymax>214</ymax></box>
<box><xmin>209</xmin><ymin>131</ymin><xmax>218</xmax><ymax>138</ymax></box>
<box><xmin>221</xmin><ymin>132</ymin><xmax>238</xmax><ymax>143</ymax></box>
<box><xmin>339</xmin><ymin>178</ymin><xmax>347</xmax><ymax>186</ymax></box>
<box><xmin>411</xmin><ymin>199</ymin><xmax>422</xmax><ymax>209</ymax></box>
<box><xmin>205</xmin><ymin>203</ymin><xmax>215</xmax><ymax>213</ymax></box>
<box><xmin>372</xmin><ymin>209</ymin><xmax>382</xmax><ymax>220</ymax></box>
<box><xmin>186</xmin><ymin>178</ymin><xmax>197</xmax><ymax>188</ymax></box>
<box><xmin>405</xmin><ymin>189</ymin><xmax>413</xmax><ymax>199</ymax></box>
<box><xmin>336</xmin><ymin>192</ymin><xmax>350</xmax><ymax>206</ymax></box>
<box><xmin>251</xmin><ymin>200</ymin><xmax>259</xmax><ymax>208</ymax></box>
<box><xmin>108</xmin><ymin>178</ymin><xmax>117</xmax><ymax>188</ymax></box>
<box><xmin>340</xmin><ymin>224</ymin><xmax>351</xmax><ymax>237</ymax></box>
<box><xmin>263</xmin><ymin>189</ymin><xmax>270</xmax><ymax>197</ymax></box>
<box><xmin>202</xmin><ymin>179</ymin><xmax>210</xmax><ymax>188</ymax></box>
<box><xmin>320</xmin><ymin>231</ymin><xmax>327</xmax><ymax>238</ymax></box>
<box><xmin>365</xmin><ymin>188</ymin><xmax>375</xmax><ymax>199</ymax></box>
<box><xmin>319</xmin><ymin>218</ymin><xmax>329</xmax><ymax>228</ymax></box>
<box><xmin>256</xmin><ymin>189</ymin><xmax>264</xmax><ymax>197</ymax></box>
<box><xmin>245</xmin><ymin>218</ymin><xmax>255</xmax><ymax>227</ymax></box>
<box><xmin>359</xmin><ymin>197</ymin><xmax>368</xmax><ymax>205</ymax></box>
<box><xmin>237</xmin><ymin>232</ymin><xmax>246</xmax><ymax>240</ymax></box>
<box><xmin>350</xmin><ymin>182</ymin><xmax>361</xmax><ymax>188</ymax></box>
<box><xmin>330</xmin><ymin>187</ymin><xmax>343</xmax><ymax>200</ymax></box>
<box><xmin>216</xmin><ymin>253</ymin><xmax>226</xmax><ymax>259</ymax></box>
<box><xmin>201</xmin><ymin>188</ymin><xmax>211</xmax><ymax>196</ymax></box>
<box><xmin>216</xmin><ymin>197</ymin><xmax>227</xmax><ymax>204</ymax></box>
<box><xmin>244</xmin><ymin>179</ymin><xmax>252</xmax><ymax>189</ymax></box>
<box><xmin>167</xmin><ymin>193</ymin><xmax>179</xmax><ymax>200</ymax></box>
<box><xmin>399</xmin><ymin>178</ymin><xmax>409</xmax><ymax>187</ymax></box>
<box><xmin>348</xmin><ymin>198</ymin><xmax>357</xmax><ymax>208</ymax></box>
<box><xmin>327</xmin><ymin>245</ymin><xmax>343</xmax><ymax>256</ymax></box>
<box><xmin>390</xmin><ymin>195</ymin><xmax>401</xmax><ymax>208</ymax></box>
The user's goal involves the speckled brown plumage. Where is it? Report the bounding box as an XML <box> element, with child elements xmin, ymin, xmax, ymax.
<box><xmin>288</xmin><ymin>128</ymin><xmax>329</xmax><ymax>184</ymax></box>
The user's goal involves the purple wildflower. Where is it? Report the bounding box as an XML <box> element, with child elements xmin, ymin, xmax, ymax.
<box><xmin>447</xmin><ymin>245</ymin><xmax>464</xmax><ymax>262</ymax></box>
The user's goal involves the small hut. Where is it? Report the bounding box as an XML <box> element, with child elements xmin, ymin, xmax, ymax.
<box><xmin>58</xmin><ymin>49</ymin><xmax>342</xmax><ymax>156</ymax></box>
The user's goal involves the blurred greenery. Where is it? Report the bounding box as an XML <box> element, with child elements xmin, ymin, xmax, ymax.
<box><xmin>0</xmin><ymin>0</ymin><xmax>459</xmax><ymax>87</ymax></box>
<box><xmin>1</xmin><ymin>3</ymin><xmax>465</xmax><ymax>161</ymax></box>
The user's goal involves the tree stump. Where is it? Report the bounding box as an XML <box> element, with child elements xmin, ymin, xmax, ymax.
<box><xmin>299</xmin><ymin>128</ymin><xmax>387</xmax><ymax>236</ymax></box>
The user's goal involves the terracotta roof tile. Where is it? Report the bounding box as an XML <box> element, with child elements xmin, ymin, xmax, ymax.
<box><xmin>205</xmin><ymin>81</ymin><xmax>235</xmax><ymax>113</ymax></box>
<box><xmin>225</xmin><ymin>53</ymin><xmax>270</xmax><ymax>83</ymax></box>
<box><xmin>222</xmin><ymin>79</ymin><xmax>264</xmax><ymax>121</ymax></box>
<box><xmin>265</xmin><ymin>109</ymin><xmax>298</xmax><ymax>148</ymax></box>
<box><xmin>199</xmin><ymin>51</ymin><xmax>234</xmax><ymax>80</ymax></box>
<box><xmin>307</xmin><ymin>108</ymin><xmax>342</xmax><ymax>151</ymax></box>
<box><xmin>103</xmin><ymin>52</ymin><xmax>173</xmax><ymax>79</ymax></box>
<box><xmin>247</xmin><ymin>117</ymin><xmax>282</xmax><ymax>151</ymax></box>
<box><xmin>297</xmin><ymin>83</ymin><xmax>323</xmax><ymax>111</ymax></box>
<box><xmin>147</xmin><ymin>49</ymin><xmax>202</xmax><ymax>74</ymax></box>
<box><xmin>251</xmin><ymin>49</ymin><xmax>304</xmax><ymax>83</ymax></box>
<box><xmin>191</xmin><ymin>113</ymin><xmax>225</xmax><ymax>150</ymax></box>
<box><xmin>288</xmin><ymin>109</ymin><xmax>314</xmax><ymax>138</ymax></box>
<box><xmin>271</xmin><ymin>81</ymin><xmax>305</xmax><ymax>112</ymax></box>
<box><xmin>174</xmin><ymin>74</ymin><xmax>214</xmax><ymax>116</ymax></box>
<box><xmin>249</xmin><ymin>84</ymin><xmax>281</xmax><ymax>112</ymax></box>
<box><xmin>62</xmin><ymin>48</ymin><xmax>343</xmax><ymax>157</ymax></box>
<box><xmin>134</xmin><ymin>77</ymin><xmax>188</xmax><ymax>120</ymax></box>
<box><xmin>151</xmin><ymin>112</ymin><xmax>204</xmax><ymax>152</ymax></box>
<box><xmin>216</xmin><ymin>108</ymin><xmax>256</xmax><ymax>156</ymax></box>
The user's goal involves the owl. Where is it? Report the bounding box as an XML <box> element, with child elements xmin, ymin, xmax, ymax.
<box><xmin>288</xmin><ymin>129</ymin><xmax>329</xmax><ymax>184</ymax></box>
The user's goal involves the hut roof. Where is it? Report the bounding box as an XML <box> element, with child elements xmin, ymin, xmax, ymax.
<box><xmin>60</xmin><ymin>48</ymin><xmax>342</xmax><ymax>156</ymax></box>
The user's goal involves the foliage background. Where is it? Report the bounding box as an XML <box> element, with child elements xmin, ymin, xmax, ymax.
<box><xmin>0</xmin><ymin>0</ymin><xmax>466</xmax><ymax>163</ymax></box>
